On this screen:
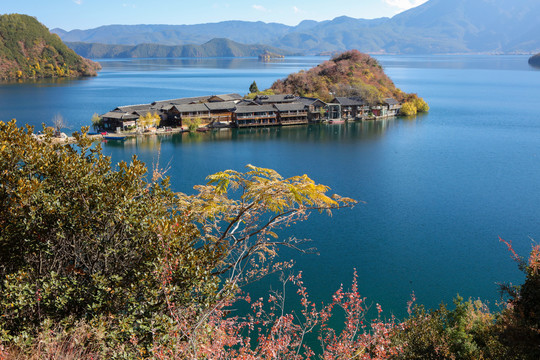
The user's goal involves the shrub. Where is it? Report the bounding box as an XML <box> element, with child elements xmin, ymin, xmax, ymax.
<box><xmin>400</xmin><ymin>102</ymin><xmax>417</xmax><ymax>116</ymax></box>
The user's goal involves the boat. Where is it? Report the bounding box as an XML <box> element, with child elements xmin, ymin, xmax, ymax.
<box><xmin>196</xmin><ymin>127</ymin><xmax>210</xmax><ymax>133</ymax></box>
<box><xmin>328</xmin><ymin>119</ymin><xmax>345</xmax><ymax>124</ymax></box>
<box><xmin>103</xmin><ymin>135</ymin><xmax>127</xmax><ymax>141</ymax></box>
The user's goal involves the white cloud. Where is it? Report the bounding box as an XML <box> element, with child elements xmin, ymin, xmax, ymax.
<box><xmin>293</xmin><ymin>6</ymin><xmax>301</xmax><ymax>14</ymax></box>
<box><xmin>73</xmin><ymin>0</ymin><xmax>83</xmax><ymax>5</ymax></box>
<box><xmin>122</xmin><ymin>3</ymin><xmax>136</xmax><ymax>8</ymax></box>
<box><xmin>383</xmin><ymin>0</ymin><xmax>428</xmax><ymax>10</ymax></box>
<box><xmin>252</xmin><ymin>5</ymin><xmax>268</xmax><ymax>12</ymax></box>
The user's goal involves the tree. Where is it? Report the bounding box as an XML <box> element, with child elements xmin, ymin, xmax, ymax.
<box><xmin>249</xmin><ymin>80</ymin><xmax>259</xmax><ymax>94</ymax></box>
<box><xmin>400</xmin><ymin>102</ymin><xmax>417</xmax><ymax>116</ymax></box>
<box><xmin>497</xmin><ymin>239</ymin><xmax>540</xmax><ymax>360</ymax></box>
<box><xmin>90</xmin><ymin>113</ymin><xmax>102</xmax><ymax>131</ymax></box>
<box><xmin>51</xmin><ymin>113</ymin><xmax>66</xmax><ymax>135</ymax></box>
<box><xmin>183</xmin><ymin>117</ymin><xmax>201</xmax><ymax>132</ymax></box>
<box><xmin>0</xmin><ymin>119</ymin><xmax>354</xmax><ymax>352</ymax></box>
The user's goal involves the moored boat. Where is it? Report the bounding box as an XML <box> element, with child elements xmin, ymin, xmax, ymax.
<box><xmin>103</xmin><ymin>135</ymin><xmax>127</xmax><ymax>141</ymax></box>
<box><xmin>328</xmin><ymin>119</ymin><xmax>345</xmax><ymax>124</ymax></box>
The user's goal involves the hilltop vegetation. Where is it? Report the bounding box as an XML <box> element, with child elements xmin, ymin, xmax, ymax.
<box><xmin>270</xmin><ymin>50</ymin><xmax>428</xmax><ymax>115</ymax></box>
<box><xmin>66</xmin><ymin>38</ymin><xmax>297</xmax><ymax>59</ymax></box>
<box><xmin>271</xmin><ymin>50</ymin><xmax>402</xmax><ymax>103</ymax></box>
<box><xmin>0</xmin><ymin>14</ymin><xmax>100</xmax><ymax>80</ymax></box>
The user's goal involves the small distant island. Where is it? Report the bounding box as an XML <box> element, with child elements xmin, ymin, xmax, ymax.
<box><xmin>0</xmin><ymin>14</ymin><xmax>100</xmax><ymax>80</ymax></box>
<box><xmin>258</xmin><ymin>50</ymin><xmax>285</xmax><ymax>61</ymax></box>
<box><xmin>529</xmin><ymin>53</ymin><xmax>540</xmax><ymax>68</ymax></box>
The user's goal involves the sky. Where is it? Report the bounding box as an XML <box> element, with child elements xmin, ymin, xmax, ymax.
<box><xmin>1</xmin><ymin>0</ymin><xmax>429</xmax><ymax>30</ymax></box>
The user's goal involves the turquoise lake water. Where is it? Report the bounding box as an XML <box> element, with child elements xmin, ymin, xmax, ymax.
<box><xmin>1</xmin><ymin>55</ymin><xmax>539</xmax><ymax>318</ymax></box>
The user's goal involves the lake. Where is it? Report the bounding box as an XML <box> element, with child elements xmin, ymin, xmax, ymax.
<box><xmin>1</xmin><ymin>55</ymin><xmax>539</xmax><ymax>319</ymax></box>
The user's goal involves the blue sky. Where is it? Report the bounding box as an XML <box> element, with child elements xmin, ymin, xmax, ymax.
<box><xmin>2</xmin><ymin>0</ymin><xmax>428</xmax><ymax>30</ymax></box>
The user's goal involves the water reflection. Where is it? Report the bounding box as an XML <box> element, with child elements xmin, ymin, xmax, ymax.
<box><xmin>102</xmin><ymin>119</ymin><xmax>411</xmax><ymax>152</ymax></box>
<box><xmin>98</xmin><ymin>57</ymin><xmax>326</xmax><ymax>72</ymax></box>
<box><xmin>375</xmin><ymin>55</ymin><xmax>534</xmax><ymax>71</ymax></box>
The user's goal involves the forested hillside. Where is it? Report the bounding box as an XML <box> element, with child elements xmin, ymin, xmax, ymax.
<box><xmin>271</xmin><ymin>50</ymin><xmax>409</xmax><ymax>103</ymax></box>
<box><xmin>66</xmin><ymin>38</ymin><xmax>297</xmax><ymax>59</ymax></box>
<box><xmin>0</xmin><ymin>14</ymin><xmax>100</xmax><ymax>80</ymax></box>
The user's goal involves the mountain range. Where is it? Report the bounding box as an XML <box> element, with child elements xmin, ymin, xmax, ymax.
<box><xmin>52</xmin><ymin>0</ymin><xmax>540</xmax><ymax>55</ymax></box>
<box><xmin>65</xmin><ymin>38</ymin><xmax>298</xmax><ymax>59</ymax></box>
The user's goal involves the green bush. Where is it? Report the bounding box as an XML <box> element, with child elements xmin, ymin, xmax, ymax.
<box><xmin>392</xmin><ymin>297</ymin><xmax>507</xmax><ymax>359</ymax></box>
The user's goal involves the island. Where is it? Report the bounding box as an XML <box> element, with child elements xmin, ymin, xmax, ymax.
<box><xmin>95</xmin><ymin>50</ymin><xmax>428</xmax><ymax>134</ymax></box>
<box><xmin>529</xmin><ymin>53</ymin><xmax>540</xmax><ymax>68</ymax></box>
<box><xmin>0</xmin><ymin>14</ymin><xmax>100</xmax><ymax>80</ymax></box>
<box><xmin>258</xmin><ymin>50</ymin><xmax>285</xmax><ymax>61</ymax></box>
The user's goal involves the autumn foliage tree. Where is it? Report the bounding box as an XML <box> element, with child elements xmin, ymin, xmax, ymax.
<box><xmin>0</xmin><ymin>119</ymin><xmax>354</xmax><ymax>356</ymax></box>
<box><xmin>270</xmin><ymin>50</ymin><xmax>405</xmax><ymax>103</ymax></box>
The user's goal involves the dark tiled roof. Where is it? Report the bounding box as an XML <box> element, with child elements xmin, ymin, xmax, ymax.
<box><xmin>163</xmin><ymin>96</ymin><xmax>211</xmax><ymax>106</ymax></box>
<box><xmin>134</xmin><ymin>109</ymin><xmax>160</xmax><ymax>117</ymax></box>
<box><xmin>102</xmin><ymin>111</ymin><xmax>139</xmax><ymax>120</ymax></box>
<box><xmin>255</xmin><ymin>94</ymin><xmax>297</xmax><ymax>104</ymax></box>
<box><xmin>296</xmin><ymin>97</ymin><xmax>327</xmax><ymax>106</ymax></box>
<box><xmin>332</xmin><ymin>97</ymin><xmax>365</xmax><ymax>106</ymax></box>
<box><xmin>274</xmin><ymin>102</ymin><xmax>307</xmax><ymax>112</ymax></box>
<box><xmin>204</xmin><ymin>101</ymin><xmax>237</xmax><ymax>111</ymax></box>
<box><xmin>116</xmin><ymin>104</ymin><xmax>153</xmax><ymax>112</ymax></box>
<box><xmin>173</xmin><ymin>104</ymin><xmax>210</xmax><ymax>113</ymax></box>
<box><xmin>235</xmin><ymin>105</ymin><xmax>276</xmax><ymax>113</ymax></box>
<box><xmin>236</xmin><ymin>99</ymin><xmax>258</xmax><ymax>106</ymax></box>
<box><xmin>211</xmin><ymin>93</ymin><xmax>243</xmax><ymax>102</ymax></box>
<box><xmin>384</xmin><ymin>98</ymin><xmax>399</xmax><ymax>106</ymax></box>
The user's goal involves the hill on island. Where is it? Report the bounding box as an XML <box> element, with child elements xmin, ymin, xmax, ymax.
<box><xmin>0</xmin><ymin>14</ymin><xmax>100</xmax><ymax>80</ymax></box>
<box><xmin>52</xmin><ymin>0</ymin><xmax>540</xmax><ymax>55</ymax></box>
<box><xmin>65</xmin><ymin>38</ymin><xmax>298</xmax><ymax>59</ymax></box>
<box><xmin>270</xmin><ymin>50</ymin><xmax>407</xmax><ymax>103</ymax></box>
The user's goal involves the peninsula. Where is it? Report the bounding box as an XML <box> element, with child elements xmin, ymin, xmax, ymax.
<box><xmin>96</xmin><ymin>50</ymin><xmax>428</xmax><ymax>133</ymax></box>
<box><xmin>0</xmin><ymin>14</ymin><xmax>100</xmax><ymax>80</ymax></box>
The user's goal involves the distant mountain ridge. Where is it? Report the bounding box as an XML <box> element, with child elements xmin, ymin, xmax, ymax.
<box><xmin>52</xmin><ymin>0</ymin><xmax>540</xmax><ymax>55</ymax></box>
<box><xmin>66</xmin><ymin>38</ymin><xmax>298</xmax><ymax>59</ymax></box>
<box><xmin>0</xmin><ymin>14</ymin><xmax>100</xmax><ymax>80</ymax></box>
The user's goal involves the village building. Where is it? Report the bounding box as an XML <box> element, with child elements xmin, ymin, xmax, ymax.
<box><xmin>101</xmin><ymin>111</ymin><xmax>139</xmax><ymax>131</ymax></box>
<box><xmin>297</xmin><ymin>97</ymin><xmax>328</xmax><ymax>122</ymax></box>
<box><xmin>99</xmin><ymin>93</ymin><xmax>403</xmax><ymax>131</ymax></box>
<box><xmin>383</xmin><ymin>98</ymin><xmax>401</xmax><ymax>117</ymax></box>
<box><xmin>170</xmin><ymin>103</ymin><xmax>211</xmax><ymax>125</ymax></box>
<box><xmin>331</xmin><ymin>97</ymin><xmax>370</xmax><ymax>120</ymax></box>
<box><xmin>234</xmin><ymin>105</ymin><xmax>278</xmax><ymax>127</ymax></box>
<box><xmin>204</xmin><ymin>101</ymin><xmax>237</xmax><ymax>124</ymax></box>
<box><xmin>274</xmin><ymin>103</ymin><xmax>308</xmax><ymax>125</ymax></box>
